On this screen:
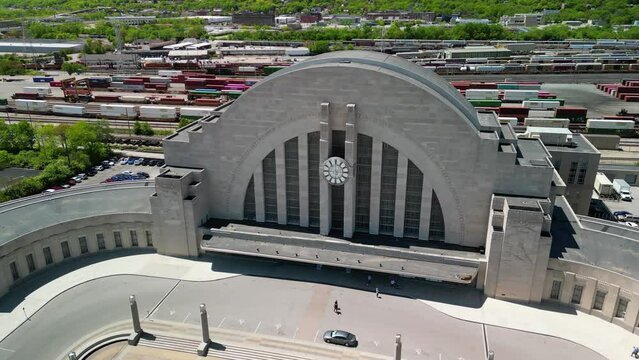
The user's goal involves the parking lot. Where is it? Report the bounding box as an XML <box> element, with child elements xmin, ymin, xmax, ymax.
<box><xmin>63</xmin><ymin>158</ymin><xmax>163</xmax><ymax>188</ymax></box>
<box><xmin>602</xmin><ymin>185</ymin><xmax>639</xmax><ymax>224</ymax></box>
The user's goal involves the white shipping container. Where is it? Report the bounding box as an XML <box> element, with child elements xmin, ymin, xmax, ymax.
<box><xmin>586</xmin><ymin>119</ymin><xmax>635</xmax><ymax>130</ymax></box>
<box><xmin>524</xmin><ymin>117</ymin><xmax>570</xmax><ymax>128</ymax></box>
<box><xmin>149</xmin><ymin>77</ymin><xmax>171</xmax><ymax>84</ymax></box>
<box><xmin>528</xmin><ymin>110</ymin><xmax>556</xmax><ymax>118</ymax></box>
<box><xmin>497</xmin><ymin>117</ymin><xmax>518</xmax><ymax>126</ymax></box>
<box><xmin>139</xmin><ymin>106</ymin><xmax>177</xmax><ymax>119</ymax></box>
<box><xmin>465</xmin><ymin>89</ymin><xmax>500</xmax><ymax>100</ymax></box>
<box><xmin>23</xmin><ymin>87</ymin><xmax>51</xmax><ymax>96</ymax></box>
<box><xmin>180</xmin><ymin>107</ymin><xmax>216</xmax><ymax>118</ymax></box>
<box><xmin>158</xmin><ymin>70</ymin><xmax>182</xmax><ymax>77</ymax></box>
<box><xmin>594</xmin><ymin>172</ymin><xmax>613</xmax><ymax>196</ymax></box>
<box><xmin>503</xmin><ymin>90</ymin><xmax>540</xmax><ymax>101</ymax></box>
<box><xmin>100</xmin><ymin>104</ymin><xmax>137</xmax><ymax>118</ymax></box>
<box><xmin>522</xmin><ymin>100</ymin><xmax>561</xmax><ymax>110</ymax></box>
<box><xmin>120</xmin><ymin>95</ymin><xmax>148</xmax><ymax>104</ymax></box>
<box><xmin>14</xmin><ymin>99</ymin><xmax>48</xmax><ymax>112</ymax></box>
<box><xmin>238</xmin><ymin>66</ymin><xmax>257</xmax><ymax>72</ymax></box>
<box><xmin>52</xmin><ymin>105</ymin><xmax>85</xmax><ymax>115</ymax></box>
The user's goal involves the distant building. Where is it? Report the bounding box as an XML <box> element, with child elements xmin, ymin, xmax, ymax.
<box><xmin>106</xmin><ymin>16</ymin><xmax>156</xmax><ymax>25</ymax></box>
<box><xmin>454</xmin><ymin>17</ymin><xmax>491</xmax><ymax>25</ymax></box>
<box><xmin>275</xmin><ymin>16</ymin><xmax>297</xmax><ymax>25</ymax></box>
<box><xmin>501</xmin><ymin>13</ymin><xmax>544</xmax><ymax>27</ymax></box>
<box><xmin>365</xmin><ymin>11</ymin><xmax>435</xmax><ymax>22</ymax></box>
<box><xmin>232</xmin><ymin>12</ymin><xmax>275</xmax><ymax>26</ymax></box>
<box><xmin>0</xmin><ymin>39</ymin><xmax>84</xmax><ymax>54</ymax></box>
<box><xmin>300</xmin><ymin>14</ymin><xmax>321</xmax><ymax>24</ymax></box>
<box><xmin>444</xmin><ymin>46</ymin><xmax>512</xmax><ymax>59</ymax></box>
<box><xmin>325</xmin><ymin>14</ymin><xmax>360</xmax><ymax>24</ymax></box>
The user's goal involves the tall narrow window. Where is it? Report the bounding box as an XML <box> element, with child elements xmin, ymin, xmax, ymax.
<box><xmin>550</xmin><ymin>280</ymin><xmax>562</xmax><ymax>300</ymax></box>
<box><xmin>571</xmin><ymin>285</ymin><xmax>584</xmax><ymax>304</ymax></box>
<box><xmin>79</xmin><ymin>236</ymin><xmax>88</xmax><ymax>254</ymax></box>
<box><xmin>43</xmin><ymin>246</ymin><xmax>53</xmax><ymax>265</ymax></box>
<box><xmin>61</xmin><ymin>241</ymin><xmax>71</xmax><ymax>259</ymax></box>
<box><xmin>403</xmin><ymin>161</ymin><xmax>423</xmax><ymax>238</ymax></box>
<box><xmin>97</xmin><ymin>233</ymin><xmax>106</xmax><ymax>250</ymax></box>
<box><xmin>114</xmin><ymin>231</ymin><xmax>122</xmax><ymax>248</ymax></box>
<box><xmin>130</xmin><ymin>230</ymin><xmax>138</xmax><ymax>247</ymax></box>
<box><xmin>567</xmin><ymin>161</ymin><xmax>578</xmax><ymax>184</ymax></box>
<box><xmin>262</xmin><ymin>150</ymin><xmax>278</xmax><ymax>223</ymax></box>
<box><xmin>145</xmin><ymin>230</ymin><xmax>153</xmax><ymax>247</ymax></box>
<box><xmin>355</xmin><ymin>134</ymin><xmax>372</xmax><ymax>233</ymax></box>
<box><xmin>9</xmin><ymin>262</ymin><xmax>19</xmax><ymax>281</ymax></box>
<box><xmin>243</xmin><ymin>176</ymin><xmax>256</xmax><ymax>221</ymax></box>
<box><xmin>616</xmin><ymin>297</ymin><xmax>629</xmax><ymax>318</ymax></box>
<box><xmin>285</xmin><ymin>138</ymin><xmax>300</xmax><ymax>225</ymax></box>
<box><xmin>429</xmin><ymin>191</ymin><xmax>445</xmax><ymax>241</ymax></box>
<box><xmin>26</xmin><ymin>254</ymin><xmax>36</xmax><ymax>273</ymax></box>
<box><xmin>307</xmin><ymin>132</ymin><xmax>320</xmax><ymax>228</ymax></box>
<box><xmin>379</xmin><ymin>143</ymin><xmax>398</xmax><ymax>235</ymax></box>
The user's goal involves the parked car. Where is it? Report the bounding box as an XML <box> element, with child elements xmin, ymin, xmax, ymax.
<box><xmin>77</xmin><ymin>173</ymin><xmax>88</xmax><ymax>180</ymax></box>
<box><xmin>156</xmin><ymin>160</ymin><xmax>165</xmax><ymax>167</ymax></box>
<box><xmin>614</xmin><ymin>211</ymin><xmax>633</xmax><ymax>221</ymax></box>
<box><xmin>323</xmin><ymin>330</ymin><xmax>357</xmax><ymax>347</ymax></box>
<box><xmin>67</xmin><ymin>179</ymin><xmax>77</xmax><ymax>186</ymax></box>
<box><xmin>121</xmin><ymin>170</ymin><xmax>134</xmax><ymax>175</ymax></box>
<box><xmin>95</xmin><ymin>165</ymin><xmax>104</xmax><ymax>171</ymax></box>
<box><xmin>72</xmin><ymin>176</ymin><xmax>83</xmax><ymax>183</ymax></box>
<box><xmin>134</xmin><ymin>157</ymin><xmax>144</xmax><ymax>165</ymax></box>
<box><xmin>136</xmin><ymin>171</ymin><xmax>150</xmax><ymax>178</ymax></box>
<box><xmin>120</xmin><ymin>157</ymin><xmax>129</xmax><ymax>165</ymax></box>
<box><xmin>86</xmin><ymin>169</ymin><xmax>97</xmax><ymax>176</ymax></box>
<box><xmin>148</xmin><ymin>159</ymin><xmax>158</xmax><ymax>166</ymax></box>
<box><xmin>127</xmin><ymin>158</ymin><xmax>135</xmax><ymax>165</ymax></box>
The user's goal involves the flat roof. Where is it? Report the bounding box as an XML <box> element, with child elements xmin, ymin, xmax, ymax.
<box><xmin>545</xmin><ymin>133</ymin><xmax>600</xmax><ymax>154</ymax></box>
<box><xmin>0</xmin><ymin>42</ymin><xmax>81</xmax><ymax>48</ymax></box>
<box><xmin>516</xmin><ymin>138</ymin><xmax>553</xmax><ymax>167</ymax></box>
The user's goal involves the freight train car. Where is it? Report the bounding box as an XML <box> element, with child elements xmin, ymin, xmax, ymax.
<box><xmin>586</xmin><ymin>119</ymin><xmax>636</xmax><ymax>136</ymax></box>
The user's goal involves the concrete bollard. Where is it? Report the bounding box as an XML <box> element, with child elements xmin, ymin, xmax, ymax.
<box><xmin>395</xmin><ymin>334</ymin><xmax>402</xmax><ymax>360</ymax></box>
<box><xmin>197</xmin><ymin>303</ymin><xmax>211</xmax><ymax>356</ymax></box>
<box><xmin>68</xmin><ymin>352</ymin><xmax>77</xmax><ymax>360</ymax></box>
<box><xmin>127</xmin><ymin>295</ymin><xmax>143</xmax><ymax>345</ymax></box>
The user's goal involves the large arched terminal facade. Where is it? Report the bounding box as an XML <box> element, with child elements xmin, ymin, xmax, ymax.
<box><xmin>152</xmin><ymin>51</ymin><xmax>559</xmax><ymax>302</ymax></box>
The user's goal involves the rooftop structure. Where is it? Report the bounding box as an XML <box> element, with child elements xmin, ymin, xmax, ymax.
<box><xmin>0</xmin><ymin>40</ymin><xmax>83</xmax><ymax>54</ymax></box>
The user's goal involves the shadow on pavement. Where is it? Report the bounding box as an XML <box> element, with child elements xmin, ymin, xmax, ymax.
<box><xmin>0</xmin><ymin>248</ymin><xmax>155</xmax><ymax>313</ymax></box>
<box><xmin>206</xmin><ymin>253</ymin><xmax>487</xmax><ymax>310</ymax></box>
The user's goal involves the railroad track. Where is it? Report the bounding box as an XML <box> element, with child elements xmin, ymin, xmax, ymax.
<box><xmin>2</xmin><ymin>113</ymin><xmax>178</xmax><ymax>129</ymax></box>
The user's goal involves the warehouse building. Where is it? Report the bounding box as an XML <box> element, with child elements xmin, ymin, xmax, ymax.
<box><xmin>0</xmin><ymin>40</ymin><xmax>84</xmax><ymax>54</ymax></box>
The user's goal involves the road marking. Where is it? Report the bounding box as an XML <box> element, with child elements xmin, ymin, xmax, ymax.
<box><xmin>482</xmin><ymin>323</ymin><xmax>489</xmax><ymax>357</ymax></box>
<box><xmin>313</xmin><ymin>329</ymin><xmax>320</xmax><ymax>342</ymax></box>
<box><xmin>0</xmin><ymin>347</ymin><xmax>15</xmax><ymax>353</ymax></box>
<box><xmin>146</xmin><ymin>280</ymin><xmax>181</xmax><ymax>319</ymax></box>
<box><xmin>293</xmin><ymin>327</ymin><xmax>299</xmax><ymax>339</ymax></box>
<box><xmin>254</xmin><ymin>321</ymin><xmax>261</xmax><ymax>333</ymax></box>
<box><xmin>218</xmin><ymin>317</ymin><xmax>226</xmax><ymax>328</ymax></box>
<box><xmin>182</xmin><ymin>312</ymin><xmax>191</xmax><ymax>323</ymax></box>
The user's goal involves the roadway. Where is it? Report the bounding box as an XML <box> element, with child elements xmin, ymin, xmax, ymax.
<box><xmin>0</xmin><ymin>254</ymin><xmax>605</xmax><ymax>360</ymax></box>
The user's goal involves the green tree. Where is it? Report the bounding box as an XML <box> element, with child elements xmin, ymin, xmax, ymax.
<box><xmin>61</xmin><ymin>62</ymin><xmax>87</xmax><ymax>75</ymax></box>
<box><xmin>308</xmin><ymin>40</ymin><xmax>330</xmax><ymax>54</ymax></box>
<box><xmin>133</xmin><ymin>120</ymin><xmax>143</xmax><ymax>135</ymax></box>
<box><xmin>140</xmin><ymin>122</ymin><xmax>154</xmax><ymax>136</ymax></box>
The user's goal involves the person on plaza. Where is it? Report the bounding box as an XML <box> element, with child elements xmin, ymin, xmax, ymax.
<box><xmin>632</xmin><ymin>345</ymin><xmax>639</xmax><ymax>358</ymax></box>
<box><xmin>367</xmin><ymin>274</ymin><xmax>372</xmax><ymax>286</ymax></box>
<box><xmin>334</xmin><ymin>300</ymin><xmax>339</xmax><ymax>313</ymax></box>
<box><xmin>375</xmin><ymin>287</ymin><xmax>380</xmax><ymax>298</ymax></box>
<box><xmin>390</xmin><ymin>278</ymin><xmax>397</xmax><ymax>289</ymax></box>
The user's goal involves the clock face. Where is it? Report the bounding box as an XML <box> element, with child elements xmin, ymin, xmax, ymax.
<box><xmin>322</xmin><ymin>157</ymin><xmax>350</xmax><ymax>185</ymax></box>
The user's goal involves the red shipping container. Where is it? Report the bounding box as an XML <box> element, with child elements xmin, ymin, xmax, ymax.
<box><xmin>49</xmin><ymin>81</ymin><xmax>62</xmax><ymax>87</ymax></box>
<box><xmin>194</xmin><ymin>98</ymin><xmax>222</xmax><ymax>106</ymax></box>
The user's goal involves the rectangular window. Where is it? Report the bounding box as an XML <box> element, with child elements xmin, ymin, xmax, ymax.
<box><xmin>61</xmin><ymin>241</ymin><xmax>71</xmax><ymax>258</ymax></box>
<box><xmin>78</xmin><ymin>236</ymin><xmax>88</xmax><ymax>254</ymax></box>
<box><xmin>593</xmin><ymin>290</ymin><xmax>606</xmax><ymax>310</ymax></box>
<box><xmin>130</xmin><ymin>230</ymin><xmax>138</xmax><ymax>247</ymax></box>
<box><xmin>43</xmin><ymin>246</ymin><xmax>53</xmax><ymax>265</ymax></box>
<box><xmin>26</xmin><ymin>254</ymin><xmax>36</xmax><ymax>273</ymax></box>
<box><xmin>616</xmin><ymin>297</ymin><xmax>630</xmax><ymax>318</ymax></box>
<box><xmin>114</xmin><ymin>231</ymin><xmax>122</xmax><ymax>248</ymax></box>
<box><xmin>577</xmin><ymin>161</ymin><xmax>588</xmax><ymax>185</ymax></box>
<box><xmin>571</xmin><ymin>285</ymin><xmax>584</xmax><ymax>304</ymax></box>
<box><xmin>9</xmin><ymin>261</ymin><xmax>19</xmax><ymax>281</ymax></box>
<box><xmin>550</xmin><ymin>280</ymin><xmax>562</xmax><ymax>300</ymax></box>
<box><xmin>97</xmin><ymin>233</ymin><xmax>106</xmax><ymax>250</ymax></box>
<box><xmin>567</xmin><ymin>161</ymin><xmax>578</xmax><ymax>184</ymax></box>
<box><xmin>145</xmin><ymin>231</ymin><xmax>153</xmax><ymax>247</ymax></box>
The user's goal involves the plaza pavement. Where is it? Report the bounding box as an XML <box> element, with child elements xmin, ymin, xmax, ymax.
<box><xmin>0</xmin><ymin>253</ymin><xmax>636</xmax><ymax>359</ymax></box>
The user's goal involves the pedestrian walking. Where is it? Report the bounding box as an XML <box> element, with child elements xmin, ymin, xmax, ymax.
<box><xmin>367</xmin><ymin>274</ymin><xmax>372</xmax><ymax>286</ymax></box>
<box><xmin>390</xmin><ymin>278</ymin><xmax>396</xmax><ymax>288</ymax></box>
<box><xmin>632</xmin><ymin>345</ymin><xmax>639</xmax><ymax>358</ymax></box>
<box><xmin>375</xmin><ymin>287</ymin><xmax>380</xmax><ymax>298</ymax></box>
<box><xmin>334</xmin><ymin>300</ymin><xmax>339</xmax><ymax>313</ymax></box>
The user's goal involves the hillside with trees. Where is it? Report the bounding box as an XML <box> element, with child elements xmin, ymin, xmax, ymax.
<box><xmin>2</xmin><ymin>0</ymin><xmax>639</xmax><ymax>25</ymax></box>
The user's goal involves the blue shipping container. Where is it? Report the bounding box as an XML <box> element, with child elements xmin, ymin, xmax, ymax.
<box><xmin>33</xmin><ymin>76</ymin><xmax>54</xmax><ymax>83</ymax></box>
